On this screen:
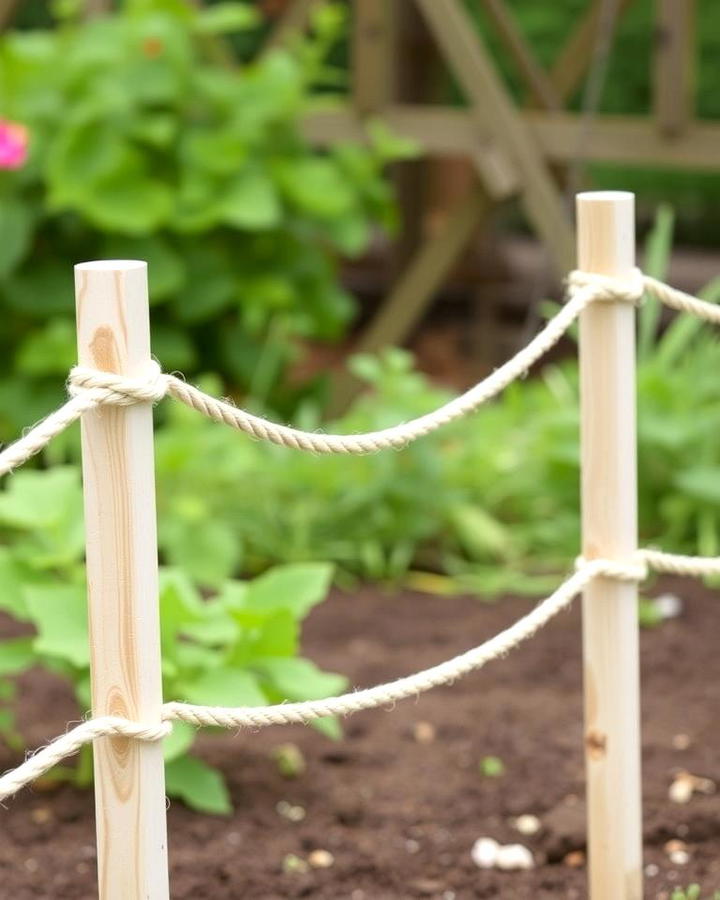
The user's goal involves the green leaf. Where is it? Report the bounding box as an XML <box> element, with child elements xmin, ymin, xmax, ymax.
<box><xmin>0</xmin><ymin>467</ymin><xmax>83</xmax><ymax>531</ymax></box>
<box><xmin>276</xmin><ymin>158</ymin><xmax>358</xmax><ymax>219</ymax></box>
<box><xmin>102</xmin><ymin>235</ymin><xmax>186</xmax><ymax>302</ymax></box>
<box><xmin>0</xmin><ymin>637</ymin><xmax>35</xmax><ymax>675</ymax></box>
<box><xmin>83</xmin><ymin>166</ymin><xmax>173</xmax><ymax>234</ymax></box>
<box><xmin>161</xmin><ymin>517</ymin><xmax>240</xmax><ymax>587</ymax></box>
<box><xmin>221</xmin><ymin>169</ymin><xmax>281</xmax><ymax>230</ymax></box>
<box><xmin>242</xmin><ymin>563</ymin><xmax>332</xmax><ymax>619</ymax></box>
<box><xmin>0</xmin><ymin>196</ymin><xmax>33</xmax><ymax>278</ymax></box>
<box><xmin>193</xmin><ymin>3</ymin><xmax>259</xmax><ymax>35</ymax></box>
<box><xmin>162</xmin><ymin>720</ymin><xmax>196</xmax><ymax>763</ymax></box>
<box><xmin>0</xmin><ymin>548</ymin><xmax>29</xmax><ymax>619</ymax></box>
<box><xmin>25</xmin><ymin>584</ymin><xmax>88</xmax><ymax>668</ymax></box>
<box><xmin>165</xmin><ymin>754</ymin><xmax>231</xmax><ymax>815</ymax></box>
<box><xmin>180</xmin><ymin>667</ymin><xmax>267</xmax><ymax>707</ymax></box>
<box><xmin>311</xmin><ymin>716</ymin><xmax>342</xmax><ymax>740</ymax></box>
<box><xmin>254</xmin><ymin>656</ymin><xmax>346</xmax><ymax>701</ymax></box>
<box><xmin>16</xmin><ymin>318</ymin><xmax>76</xmax><ymax>376</ymax></box>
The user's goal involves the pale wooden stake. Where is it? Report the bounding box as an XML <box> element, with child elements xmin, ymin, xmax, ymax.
<box><xmin>577</xmin><ymin>192</ymin><xmax>642</xmax><ymax>900</ymax></box>
<box><xmin>75</xmin><ymin>261</ymin><xmax>169</xmax><ymax>900</ymax></box>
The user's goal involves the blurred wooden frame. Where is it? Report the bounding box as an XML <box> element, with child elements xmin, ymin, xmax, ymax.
<box><xmin>266</xmin><ymin>0</ymin><xmax>710</xmax><ymax>409</ymax></box>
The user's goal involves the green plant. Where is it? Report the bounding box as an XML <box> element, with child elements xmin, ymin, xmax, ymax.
<box><xmin>150</xmin><ymin>206</ymin><xmax>720</xmax><ymax>596</ymax></box>
<box><xmin>0</xmin><ymin>0</ymin><xmax>412</xmax><ymax>437</ymax></box>
<box><xmin>671</xmin><ymin>886</ymin><xmax>720</xmax><ymax>900</ymax></box>
<box><xmin>0</xmin><ymin>466</ymin><xmax>345</xmax><ymax>813</ymax></box>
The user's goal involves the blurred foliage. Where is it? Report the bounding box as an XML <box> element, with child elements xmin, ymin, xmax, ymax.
<box><xmin>0</xmin><ymin>0</ymin><xmax>414</xmax><ymax>438</ymax></box>
<box><xmin>7</xmin><ymin>209</ymin><xmax>719</xmax><ymax>599</ymax></box>
<box><xmin>469</xmin><ymin>0</ymin><xmax>720</xmax><ymax>242</ymax></box>
<box><xmin>0</xmin><ymin>466</ymin><xmax>345</xmax><ymax>812</ymax></box>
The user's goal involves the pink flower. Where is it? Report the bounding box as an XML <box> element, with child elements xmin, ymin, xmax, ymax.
<box><xmin>0</xmin><ymin>119</ymin><xmax>29</xmax><ymax>170</ymax></box>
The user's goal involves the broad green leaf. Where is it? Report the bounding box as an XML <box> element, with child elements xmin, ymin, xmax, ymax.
<box><xmin>25</xmin><ymin>584</ymin><xmax>89</xmax><ymax>668</ymax></box>
<box><xmin>181</xmin><ymin>601</ymin><xmax>238</xmax><ymax>647</ymax></box>
<box><xmin>161</xmin><ymin>517</ymin><xmax>240</xmax><ymax>587</ymax></box>
<box><xmin>0</xmin><ymin>548</ymin><xmax>28</xmax><ymax>619</ymax></box>
<box><xmin>16</xmin><ymin>318</ymin><xmax>76</xmax><ymax>376</ymax></box>
<box><xmin>0</xmin><ymin>467</ymin><xmax>82</xmax><ymax>530</ymax></box>
<box><xmin>254</xmin><ymin>656</ymin><xmax>346</xmax><ymax>701</ymax></box>
<box><xmin>221</xmin><ymin>169</ymin><xmax>281</xmax><ymax>230</ymax></box>
<box><xmin>102</xmin><ymin>235</ymin><xmax>186</xmax><ymax>302</ymax></box>
<box><xmin>674</xmin><ymin>467</ymin><xmax>720</xmax><ymax>505</ymax></box>
<box><xmin>180</xmin><ymin>667</ymin><xmax>267</xmax><ymax>708</ymax></box>
<box><xmin>82</xmin><ymin>166</ymin><xmax>174</xmax><ymax>234</ymax></box>
<box><xmin>159</xmin><ymin>568</ymin><xmax>204</xmax><ymax>642</ymax></box>
<box><xmin>242</xmin><ymin>563</ymin><xmax>332</xmax><ymax>619</ymax></box>
<box><xmin>276</xmin><ymin>158</ymin><xmax>358</xmax><ymax>219</ymax></box>
<box><xmin>162</xmin><ymin>720</ymin><xmax>196</xmax><ymax>762</ymax></box>
<box><xmin>311</xmin><ymin>716</ymin><xmax>342</xmax><ymax>740</ymax></box>
<box><xmin>194</xmin><ymin>3</ymin><xmax>259</xmax><ymax>35</ymax></box>
<box><xmin>165</xmin><ymin>754</ymin><xmax>231</xmax><ymax>815</ymax></box>
<box><xmin>0</xmin><ymin>637</ymin><xmax>35</xmax><ymax>675</ymax></box>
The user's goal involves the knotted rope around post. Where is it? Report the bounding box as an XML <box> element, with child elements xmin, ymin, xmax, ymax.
<box><xmin>1</xmin><ymin>548</ymin><xmax>718</xmax><ymax>804</ymax></box>
<box><xmin>0</xmin><ymin>266</ymin><xmax>651</xmax><ymax>476</ymax></box>
<box><xmin>2</xmin><ymin>267</ymin><xmax>715</xmax><ymax>473</ymax></box>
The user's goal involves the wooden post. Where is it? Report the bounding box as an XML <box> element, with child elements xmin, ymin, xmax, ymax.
<box><xmin>654</xmin><ymin>0</ymin><xmax>696</xmax><ymax>137</ymax></box>
<box><xmin>75</xmin><ymin>261</ymin><xmax>169</xmax><ymax>900</ymax></box>
<box><xmin>577</xmin><ymin>192</ymin><xmax>642</xmax><ymax>900</ymax></box>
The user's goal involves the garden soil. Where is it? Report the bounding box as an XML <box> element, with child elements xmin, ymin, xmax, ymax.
<box><xmin>1</xmin><ymin>576</ymin><xmax>719</xmax><ymax>899</ymax></box>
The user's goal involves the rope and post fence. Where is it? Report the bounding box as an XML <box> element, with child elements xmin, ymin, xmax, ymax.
<box><xmin>1</xmin><ymin>191</ymin><xmax>719</xmax><ymax>899</ymax></box>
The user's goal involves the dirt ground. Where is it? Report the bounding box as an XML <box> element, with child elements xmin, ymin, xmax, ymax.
<box><xmin>1</xmin><ymin>575</ymin><xmax>719</xmax><ymax>899</ymax></box>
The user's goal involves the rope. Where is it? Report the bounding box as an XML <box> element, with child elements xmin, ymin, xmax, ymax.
<box><xmin>1</xmin><ymin>269</ymin><xmax>713</xmax><ymax>470</ymax></box>
<box><xmin>0</xmin><ymin>270</ymin><xmax>718</xmax><ymax>802</ymax></box>
<box><xmin>0</xmin><ymin>268</ymin><xmax>638</xmax><ymax>472</ymax></box>
<box><xmin>1</xmin><ymin>549</ymin><xmax>717</xmax><ymax>803</ymax></box>
<box><xmin>0</xmin><ymin>718</ymin><xmax>170</xmax><ymax>804</ymax></box>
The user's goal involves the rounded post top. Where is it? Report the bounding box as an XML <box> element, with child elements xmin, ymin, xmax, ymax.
<box><xmin>75</xmin><ymin>259</ymin><xmax>147</xmax><ymax>272</ymax></box>
<box><xmin>576</xmin><ymin>191</ymin><xmax>635</xmax><ymax>204</ymax></box>
<box><xmin>576</xmin><ymin>192</ymin><xmax>635</xmax><ymax>275</ymax></box>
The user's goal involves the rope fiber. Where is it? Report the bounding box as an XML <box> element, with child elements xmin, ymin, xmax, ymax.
<box><xmin>0</xmin><ymin>269</ymin><xmax>719</xmax><ymax>803</ymax></box>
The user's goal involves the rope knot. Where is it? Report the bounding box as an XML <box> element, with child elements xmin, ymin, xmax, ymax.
<box><xmin>567</xmin><ymin>267</ymin><xmax>645</xmax><ymax>307</ymax></box>
<box><xmin>575</xmin><ymin>553</ymin><xmax>648</xmax><ymax>583</ymax></box>
<box><xmin>68</xmin><ymin>361</ymin><xmax>168</xmax><ymax>407</ymax></box>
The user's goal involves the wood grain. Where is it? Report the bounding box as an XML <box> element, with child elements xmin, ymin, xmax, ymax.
<box><xmin>75</xmin><ymin>261</ymin><xmax>169</xmax><ymax>900</ymax></box>
<box><xmin>577</xmin><ymin>192</ymin><xmax>643</xmax><ymax>900</ymax></box>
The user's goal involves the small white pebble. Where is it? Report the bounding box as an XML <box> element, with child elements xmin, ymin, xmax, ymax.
<box><xmin>413</xmin><ymin>721</ymin><xmax>436</xmax><ymax>744</ymax></box>
<box><xmin>496</xmin><ymin>843</ymin><xmax>535</xmax><ymax>871</ymax></box>
<box><xmin>672</xmin><ymin>733</ymin><xmax>691</xmax><ymax>750</ymax></box>
<box><xmin>443</xmin><ymin>893</ymin><xmax>456</xmax><ymax>900</ymax></box>
<box><xmin>405</xmin><ymin>839</ymin><xmax>420</xmax><ymax>855</ymax></box>
<box><xmin>471</xmin><ymin>837</ymin><xmax>500</xmax><ymax>869</ymax></box>
<box><xmin>645</xmin><ymin>863</ymin><xmax>660</xmax><ymax>877</ymax></box>
<box><xmin>664</xmin><ymin>839</ymin><xmax>687</xmax><ymax>854</ymax></box>
<box><xmin>24</xmin><ymin>858</ymin><xmax>39</xmax><ymax>873</ymax></box>
<box><xmin>653</xmin><ymin>593</ymin><xmax>683</xmax><ymax>620</ymax></box>
<box><xmin>669</xmin><ymin>773</ymin><xmax>694</xmax><ymax>804</ymax></box>
<box><xmin>669</xmin><ymin>771</ymin><xmax>716</xmax><ymax>804</ymax></box>
<box><xmin>512</xmin><ymin>814</ymin><xmax>541</xmax><ymax>836</ymax></box>
<box><xmin>669</xmin><ymin>850</ymin><xmax>690</xmax><ymax>866</ymax></box>
<box><xmin>308</xmin><ymin>849</ymin><xmax>334</xmax><ymax>869</ymax></box>
<box><xmin>276</xmin><ymin>800</ymin><xmax>306</xmax><ymax>822</ymax></box>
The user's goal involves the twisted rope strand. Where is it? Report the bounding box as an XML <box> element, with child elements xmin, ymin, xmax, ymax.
<box><xmin>4</xmin><ymin>549</ymin><xmax>718</xmax><ymax>803</ymax></box>
<box><xmin>1</xmin><ymin>270</ymin><xmax>716</xmax><ymax>470</ymax></box>
<box><xmin>0</xmin><ymin>718</ymin><xmax>170</xmax><ymax>804</ymax></box>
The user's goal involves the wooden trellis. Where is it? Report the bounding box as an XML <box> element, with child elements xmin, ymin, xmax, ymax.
<box><xmin>268</xmin><ymin>0</ymin><xmax>714</xmax><ymax>403</ymax></box>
